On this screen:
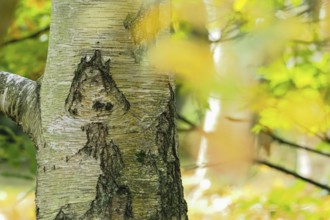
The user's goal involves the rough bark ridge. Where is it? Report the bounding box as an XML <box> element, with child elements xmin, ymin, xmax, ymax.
<box><xmin>0</xmin><ymin>0</ymin><xmax>188</xmax><ymax>219</ymax></box>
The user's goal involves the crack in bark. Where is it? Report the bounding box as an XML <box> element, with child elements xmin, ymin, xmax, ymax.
<box><xmin>54</xmin><ymin>207</ymin><xmax>72</xmax><ymax>220</ymax></box>
<box><xmin>77</xmin><ymin>123</ymin><xmax>108</xmax><ymax>160</ymax></box>
<box><xmin>54</xmin><ymin>122</ymin><xmax>133</xmax><ymax>220</ymax></box>
<box><xmin>135</xmin><ymin>149</ymin><xmax>158</xmax><ymax>168</ymax></box>
<box><xmin>54</xmin><ymin>203</ymin><xmax>81</xmax><ymax>220</ymax></box>
<box><xmin>80</xmin><ymin>123</ymin><xmax>133</xmax><ymax>219</ymax></box>
<box><xmin>154</xmin><ymin>84</ymin><xmax>188</xmax><ymax>220</ymax></box>
<box><xmin>65</xmin><ymin>50</ymin><xmax>130</xmax><ymax>119</ymax></box>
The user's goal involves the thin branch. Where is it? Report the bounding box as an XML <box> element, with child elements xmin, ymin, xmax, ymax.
<box><xmin>1</xmin><ymin>26</ymin><xmax>50</xmax><ymax>46</ymax></box>
<box><xmin>292</xmin><ymin>38</ymin><xmax>330</xmax><ymax>45</ymax></box>
<box><xmin>255</xmin><ymin>159</ymin><xmax>330</xmax><ymax>193</ymax></box>
<box><xmin>0</xmin><ymin>156</ymin><xmax>8</xmax><ymax>164</ymax></box>
<box><xmin>0</xmin><ymin>172</ymin><xmax>34</xmax><ymax>180</ymax></box>
<box><xmin>176</xmin><ymin>114</ymin><xmax>197</xmax><ymax>131</ymax></box>
<box><xmin>182</xmin><ymin>160</ymin><xmax>248</xmax><ymax>171</ymax></box>
<box><xmin>265</xmin><ymin>131</ymin><xmax>330</xmax><ymax>158</ymax></box>
<box><xmin>0</xmin><ymin>72</ymin><xmax>40</xmax><ymax>143</ymax></box>
<box><xmin>177</xmin><ymin>128</ymin><xmax>196</xmax><ymax>132</ymax></box>
<box><xmin>182</xmin><ymin>158</ymin><xmax>330</xmax><ymax>192</ymax></box>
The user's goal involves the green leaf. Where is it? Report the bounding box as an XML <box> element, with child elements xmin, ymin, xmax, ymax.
<box><xmin>290</xmin><ymin>0</ymin><xmax>303</xmax><ymax>7</ymax></box>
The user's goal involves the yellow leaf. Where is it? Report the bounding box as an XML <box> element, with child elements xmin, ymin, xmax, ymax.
<box><xmin>233</xmin><ymin>0</ymin><xmax>249</xmax><ymax>12</ymax></box>
<box><xmin>291</xmin><ymin>67</ymin><xmax>316</xmax><ymax>89</ymax></box>
<box><xmin>257</xmin><ymin>89</ymin><xmax>330</xmax><ymax>134</ymax></box>
<box><xmin>149</xmin><ymin>38</ymin><xmax>216</xmax><ymax>89</ymax></box>
<box><xmin>290</xmin><ymin>0</ymin><xmax>303</xmax><ymax>7</ymax></box>
<box><xmin>281</xmin><ymin>90</ymin><xmax>330</xmax><ymax>133</ymax></box>
<box><xmin>172</xmin><ymin>0</ymin><xmax>207</xmax><ymax>28</ymax></box>
<box><xmin>27</xmin><ymin>0</ymin><xmax>45</xmax><ymax>9</ymax></box>
<box><xmin>126</xmin><ymin>3</ymin><xmax>170</xmax><ymax>45</ymax></box>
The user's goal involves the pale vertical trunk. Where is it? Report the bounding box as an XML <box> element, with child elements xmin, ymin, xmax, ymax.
<box><xmin>320</xmin><ymin>0</ymin><xmax>330</xmax><ymax>41</ymax></box>
<box><xmin>188</xmin><ymin>0</ymin><xmax>254</xmax><ymax>207</ymax></box>
<box><xmin>0</xmin><ymin>0</ymin><xmax>188</xmax><ymax>219</ymax></box>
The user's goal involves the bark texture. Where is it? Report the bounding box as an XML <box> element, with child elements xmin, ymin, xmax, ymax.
<box><xmin>0</xmin><ymin>72</ymin><xmax>40</xmax><ymax>142</ymax></box>
<box><xmin>0</xmin><ymin>0</ymin><xmax>188</xmax><ymax>219</ymax></box>
<box><xmin>27</xmin><ymin>0</ymin><xmax>187</xmax><ymax>219</ymax></box>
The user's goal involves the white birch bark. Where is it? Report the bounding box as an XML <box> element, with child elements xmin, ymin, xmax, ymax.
<box><xmin>0</xmin><ymin>0</ymin><xmax>188</xmax><ymax>219</ymax></box>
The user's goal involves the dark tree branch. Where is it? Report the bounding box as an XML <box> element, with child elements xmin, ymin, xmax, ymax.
<box><xmin>0</xmin><ymin>156</ymin><xmax>8</xmax><ymax>164</ymax></box>
<box><xmin>1</xmin><ymin>26</ymin><xmax>50</xmax><ymax>46</ymax></box>
<box><xmin>292</xmin><ymin>38</ymin><xmax>330</xmax><ymax>45</ymax></box>
<box><xmin>177</xmin><ymin>128</ymin><xmax>196</xmax><ymax>132</ymax></box>
<box><xmin>0</xmin><ymin>172</ymin><xmax>34</xmax><ymax>180</ymax></box>
<box><xmin>176</xmin><ymin>114</ymin><xmax>330</xmax><ymax>191</ymax></box>
<box><xmin>183</xmin><ymin>158</ymin><xmax>330</xmax><ymax>192</ymax></box>
<box><xmin>255</xmin><ymin>159</ymin><xmax>330</xmax><ymax>193</ymax></box>
<box><xmin>264</xmin><ymin>131</ymin><xmax>330</xmax><ymax>158</ymax></box>
<box><xmin>176</xmin><ymin>114</ymin><xmax>197</xmax><ymax>132</ymax></box>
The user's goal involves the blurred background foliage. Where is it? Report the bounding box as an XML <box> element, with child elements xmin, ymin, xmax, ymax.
<box><xmin>1</xmin><ymin>0</ymin><xmax>330</xmax><ymax>219</ymax></box>
<box><xmin>0</xmin><ymin>0</ymin><xmax>50</xmax><ymax>219</ymax></box>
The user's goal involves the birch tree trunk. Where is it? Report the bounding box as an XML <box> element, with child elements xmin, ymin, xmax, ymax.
<box><xmin>0</xmin><ymin>0</ymin><xmax>188</xmax><ymax>219</ymax></box>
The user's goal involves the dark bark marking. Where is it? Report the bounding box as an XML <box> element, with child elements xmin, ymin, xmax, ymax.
<box><xmin>65</xmin><ymin>50</ymin><xmax>130</xmax><ymax>118</ymax></box>
<box><xmin>54</xmin><ymin>204</ymin><xmax>78</xmax><ymax>220</ymax></box>
<box><xmin>123</xmin><ymin>13</ymin><xmax>135</xmax><ymax>30</ymax></box>
<box><xmin>77</xmin><ymin>123</ymin><xmax>108</xmax><ymax>160</ymax></box>
<box><xmin>81</xmin><ymin>126</ymin><xmax>133</xmax><ymax>219</ymax></box>
<box><xmin>54</xmin><ymin>208</ymin><xmax>71</xmax><ymax>220</ymax></box>
<box><xmin>135</xmin><ymin>150</ymin><xmax>146</xmax><ymax>164</ymax></box>
<box><xmin>114</xmin><ymin>186</ymin><xmax>133</xmax><ymax>219</ymax></box>
<box><xmin>55</xmin><ymin>122</ymin><xmax>132</xmax><ymax>219</ymax></box>
<box><xmin>67</xmin><ymin>121</ymin><xmax>132</xmax><ymax>219</ymax></box>
<box><xmin>92</xmin><ymin>100</ymin><xmax>113</xmax><ymax>111</ymax></box>
<box><xmin>101</xmin><ymin>139</ymin><xmax>124</xmax><ymax>178</ymax></box>
<box><xmin>36</xmin><ymin>206</ymin><xmax>40</xmax><ymax>219</ymax></box>
<box><xmin>155</xmin><ymin>84</ymin><xmax>188</xmax><ymax>220</ymax></box>
<box><xmin>135</xmin><ymin>150</ymin><xmax>157</xmax><ymax>168</ymax></box>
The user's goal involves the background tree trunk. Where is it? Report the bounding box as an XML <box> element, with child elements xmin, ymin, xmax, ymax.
<box><xmin>1</xmin><ymin>0</ymin><xmax>188</xmax><ymax>219</ymax></box>
<box><xmin>0</xmin><ymin>0</ymin><xmax>18</xmax><ymax>43</ymax></box>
